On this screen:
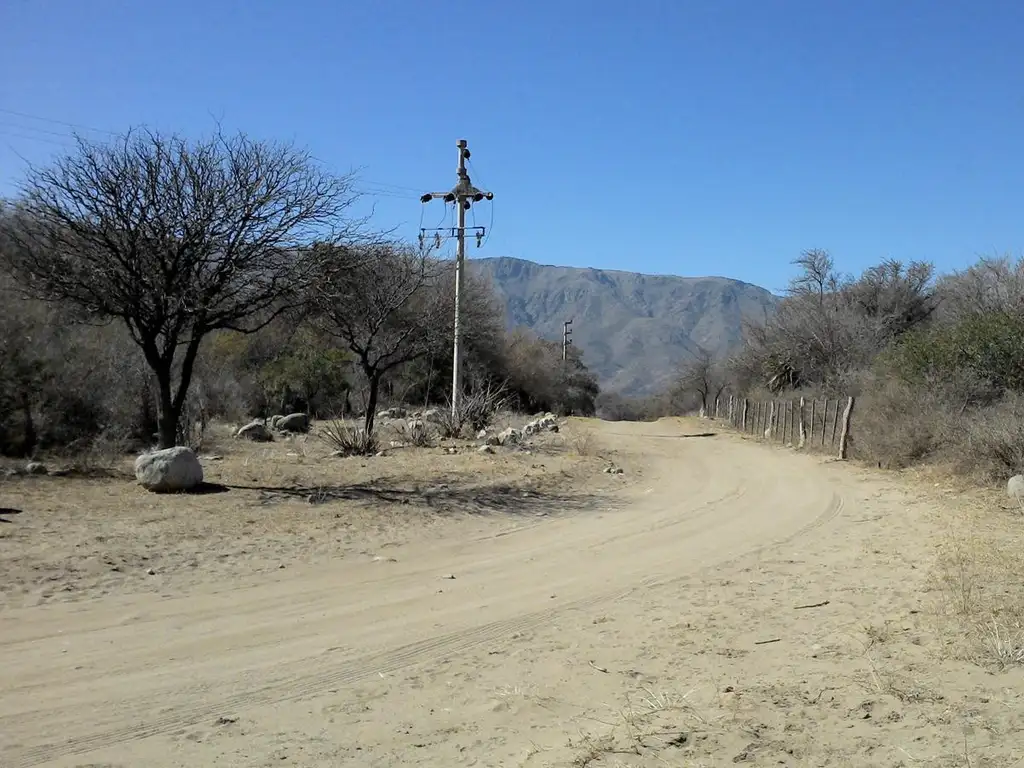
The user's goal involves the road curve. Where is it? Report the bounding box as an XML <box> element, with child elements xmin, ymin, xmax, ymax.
<box><xmin>0</xmin><ymin>419</ymin><xmax>845</xmax><ymax>767</ymax></box>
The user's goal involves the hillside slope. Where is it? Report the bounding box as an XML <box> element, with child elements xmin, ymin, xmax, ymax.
<box><xmin>470</xmin><ymin>256</ymin><xmax>778</xmax><ymax>396</ymax></box>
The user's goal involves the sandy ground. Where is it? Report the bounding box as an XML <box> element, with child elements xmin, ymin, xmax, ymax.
<box><xmin>1</xmin><ymin>417</ymin><xmax>1022</xmax><ymax>767</ymax></box>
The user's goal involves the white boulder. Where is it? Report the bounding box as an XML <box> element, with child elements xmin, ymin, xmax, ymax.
<box><xmin>135</xmin><ymin>447</ymin><xmax>204</xmax><ymax>493</ymax></box>
<box><xmin>237</xmin><ymin>420</ymin><xmax>273</xmax><ymax>441</ymax></box>
<box><xmin>1007</xmin><ymin>474</ymin><xmax>1024</xmax><ymax>501</ymax></box>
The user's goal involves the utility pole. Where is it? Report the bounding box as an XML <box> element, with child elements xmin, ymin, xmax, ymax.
<box><xmin>420</xmin><ymin>140</ymin><xmax>494</xmax><ymax>417</ymax></box>
<box><xmin>562</xmin><ymin>318</ymin><xmax>573</xmax><ymax>362</ymax></box>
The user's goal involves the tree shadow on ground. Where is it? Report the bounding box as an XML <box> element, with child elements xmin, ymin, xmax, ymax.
<box><xmin>229</xmin><ymin>481</ymin><xmax>615</xmax><ymax>518</ymax></box>
<box><xmin>0</xmin><ymin>507</ymin><xmax>22</xmax><ymax>523</ymax></box>
<box><xmin>600</xmin><ymin>431</ymin><xmax>718</xmax><ymax>440</ymax></box>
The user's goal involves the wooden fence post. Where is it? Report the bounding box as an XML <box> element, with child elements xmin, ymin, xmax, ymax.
<box><xmin>808</xmin><ymin>398</ymin><xmax>815</xmax><ymax>447</ymax></box>
<box><xmin>798</xmin><ymin>396</ymin><xmax>806</xmax><ymax>448</ymax></box>
<box><xmin>830</xmin><ymin>399</ymin><xmax>840</xmax><ymax>447</ymax></box>
<box><xmin>728</xmin><ymin>395</ymin><xmax>734</xmax><ymax>423</ymax></box>
<box><xmin>838</xmin><ymin>396</ymin><xmax>855</xmax><ymax>459</ymax></box>
<box><xmin>782</xmin><ymin>400</ymin><xmax>789</xmax><ymax>444</ymax></box>
<box><xmin>714</xmin><ymin>396</ymin><xmax>720</xmax><ymax>419</ymax></box>
<box><xmin>741</xmin><ymin>399</ymin><xmax>748</xmax><ymax>432</ymax></box>
<box><xmin>820</xmin><ymin>399</ymin><xmax>828</xmax><ymax>446</ymax></box>
<box><xmin>765</xmin><ymin>401</ymin><xmax>775</xmax><ymax>439</ymax></box>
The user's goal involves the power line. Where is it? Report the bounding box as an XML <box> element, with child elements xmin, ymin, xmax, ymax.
<box><xmin>0</xmin><ymin>117</ymin><xmax>426</xmax><ymax>201</ymax></box>
<box><xmin>0</xmin><ymin>107</ymin><xmax>120</xmax><ymax>136</ymax></box>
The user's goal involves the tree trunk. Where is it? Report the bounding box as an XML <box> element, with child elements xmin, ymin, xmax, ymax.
<box><xmin>363</xmin><ymin>370</ymin><xmax>381</xmax><ymax>435</ymax></box>
<box><xmin>20</xmin><ymin>392</ymin><xmax>36</xmax><ymax>457</ymax></box>
<box><xmin>155</xmin><ymin>366</ymin><xmax>178</xmax><ymax>450</ymax></box>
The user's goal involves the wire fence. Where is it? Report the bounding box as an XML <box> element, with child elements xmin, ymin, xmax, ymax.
<box><xmin>708</xmin><ymin>395</ymin><xmax>856</xmax><ymax>459</ymax></box>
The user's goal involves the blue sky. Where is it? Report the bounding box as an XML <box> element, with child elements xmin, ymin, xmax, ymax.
<box><xmin>1</xmin><ymin>0</ymin><xmax>1022</xmax><ymax>292</ymax></box>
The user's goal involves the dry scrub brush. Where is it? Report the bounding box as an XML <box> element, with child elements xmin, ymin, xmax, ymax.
<box><xmin>569</xmin><ymin>428</ymin><xmax>597</xmax><ymax>456</ymax></box>
<box><xmin>392</xmin><ymin>419</ymin><xmax>434</xmax><ymax>447</ymax></box>
<box><xmin>435</xmin><ymin>384</ymin><xmax>510</xmax><ymax>438</ymax></box>
<box><xmin>318</xmin><ymin>419</ymin><xmax>379</xmax><ymax>456</ymax></box>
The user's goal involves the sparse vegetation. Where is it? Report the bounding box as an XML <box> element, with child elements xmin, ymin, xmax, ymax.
<box><xmin>0</xmin><ymin>132</ymin><xmax>600</xmax><ymax>459</ymax></box>
<box><xmin>608</xmin><ymin>250</ymin><xmax>1024</xmax><ymax>487</ymax></box>
<box><xmin>318</xmin><ymin>419</ymin><xmax>379</xmax><ymax>456</ymax></box>
<box><xmin>435</xmin><ymin>383</ymin><xmax>510</xmax><ymax>439</ymax></box>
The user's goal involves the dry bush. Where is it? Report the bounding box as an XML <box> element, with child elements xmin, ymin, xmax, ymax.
<box><xmin>318</xmin><ymin>419</ymin><xmax>378</xmax><ymax>456</ymax></box>
<box><xmin>954</xmin><ymin>393</ymin><xmax>1024</xmax><ymax>481</ymax></box>
<box><xmin>436</xmin><ymin>385</ymin><xmax>510</xmax><ymax>438</ymax></box>
<box><xmin>393</xmin><ymin>419</ymin><xmax>434</xmax><ymax>447</ymax></box>
<box><xmin>569</xmin><ymin>428</ymin><xmax>597</xmax><ymax>456</ymax></box>
<box><xmin>848</xmin><ymin>377</ymin><xmax>946</xmax><ymax>468</ymax></box>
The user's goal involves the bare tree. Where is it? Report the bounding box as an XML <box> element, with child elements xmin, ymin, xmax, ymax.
<box><xmin>678</xmin><ymin>346</ymin><xmax>727</xmax><ymax>415</ymax></box>
<box><xmin>312</xmin><ymin>242</ymin><xmax>446</xmax><ymax>436</ymax></box>
<box><xmin>937</xmin><ymin>255</ymin><xmax>1024</xmax><ymax>321</ymax></box>
<box><xmin>0</xmin><ymin>128</ymin><xmax>361</xmax><ymax>449</ymax></box>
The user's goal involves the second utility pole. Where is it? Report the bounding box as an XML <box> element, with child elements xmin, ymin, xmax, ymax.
<box><xmin>420</xmin><ymin>140</ymin><xmax>494</xmax><ymax>418</ymax></box>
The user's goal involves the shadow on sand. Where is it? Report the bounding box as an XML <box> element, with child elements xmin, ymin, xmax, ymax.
<box><xmin>228</xmin><ymin>481</ymin><xmax>614</xmax><ymax>518</ymax></box>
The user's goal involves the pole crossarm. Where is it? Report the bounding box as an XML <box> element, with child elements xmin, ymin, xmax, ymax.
<box><xmin>419</xmin><ymin>184</ymin><xmax>494</xmax><ymax>207</ymax></box>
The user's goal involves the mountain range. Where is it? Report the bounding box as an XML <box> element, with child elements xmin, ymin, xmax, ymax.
<box><xmin>470</xmin><ymin>256</ymin><xmax>778</xmax><ymax>396</ymax></box>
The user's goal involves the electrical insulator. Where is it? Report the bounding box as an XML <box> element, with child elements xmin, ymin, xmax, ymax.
<box><xmin>476</xmin><ymin>232</ymin><xmax>483</xmax><ymax>248</ymax></box>
<box><xmin>418</xmin><ymin>233</ymin><xmax>425</xmax><ymax>248</ymax></box>
<box><xmin>434</xmin><ymin>233</ymin><xmax>442</xmax><ymax>248</ymax></box>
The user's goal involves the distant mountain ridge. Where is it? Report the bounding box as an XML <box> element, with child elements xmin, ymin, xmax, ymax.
<box><xmin>469</xmin><ymin>256</ymin><xmax>779</xmax><ymax>396</ymax></box>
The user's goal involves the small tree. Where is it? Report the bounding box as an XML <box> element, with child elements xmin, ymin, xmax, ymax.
<box><xmin>0</xmin><ymin>128</ymin><xmax>361</xmax><ymax>448</ymax></box>
<box><xmin>312</xmin><ymin>242</ymin><xmax>446</xmax><ymax>436</ymax></box>
<box><xmin>256</xmin><ymin>325</ymin><xmax>351</xmax><ymax>417</ymax></box>
<box><xmin>677</xmin><ymin>346</ymin><xmax>727</xmax><ymax>416</ymax></box>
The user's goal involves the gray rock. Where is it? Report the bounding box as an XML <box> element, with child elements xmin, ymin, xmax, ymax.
<box><xmin>269</xmin><ymin>415</ymin><xmax>284</xmax><ymax>429</ymax></box>
<box><xmin>478</xmin><ymin>444</ymin><xmax>494</xmax><ymax>454</ymax></box>
<box><xmin>538</xmin><ymin>415</ymin><xmax>558</xmax><ymax>430</ymax></box>
<box><xmin>1007</xmin><ymin>474</ymin><xmax>1024</xmax><ymax>500</ymax></box>
<box><xmin>277</xmin><ymin>413</ymin><xmax>309</xmax><ymax>433</ymax></box>
<box><xmin>236</xmin><ymin>420</ymin><xmax>273</xmax><ymax>442</ymax></box>
<box><xmin>135</xmin><ymin>447</ymin><xmax>204</xmax><ymax>493</ymax></box>
<box><xmin>25</xmin><ymin>461</ymin><xmax>48</xmax><ymax>475</ymax></box>
<box><xmin>423</xmin><ymin>408</ymin><xmax>442</xmax><ymax>423</ymax></box>
<box><xmin>476</xmin><ymin>429</ymin><xmax>488</xmax><ymax>440</ymax></box>
<box><xmin>497</xmin><ymin>427</ymin><xmax>522</xmax><ymax>446</ymax></box>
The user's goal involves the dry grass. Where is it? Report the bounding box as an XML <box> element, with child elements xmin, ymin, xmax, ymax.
<box><xmin>932</xmin><ymin>510</ymin><xmax>1024</xmax><ymax>670</ymax></box>
<box><xmin>569</xmin><ymin>687</ymin><xmax>711</xmax><ymax>766</ymax></box>
<box><xmin>569</xmin><ymin>427</ymin><xmax>598</xmax><ymax>456</ymax></box>
<box><xmin>0</xmin><ymin>418</ymin><xmax>614</xmax><ymax>609</ymax></box>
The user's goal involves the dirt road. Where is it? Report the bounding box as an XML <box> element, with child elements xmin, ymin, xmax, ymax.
<box><xmin>2</xmin><ymin>418</ymin><xmax>1019</xmax><ymax>766</ymax></box>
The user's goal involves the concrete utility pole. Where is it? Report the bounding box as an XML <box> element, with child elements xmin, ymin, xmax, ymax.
<box><xmin>562</xmin><ymin>318</ymin><xmax>573</xmax><ymax>362</ymax></box>
<box><xmin>420</xmin><ymin>140</ymin><xmax>494</xmax><ymax>417</ymax></box>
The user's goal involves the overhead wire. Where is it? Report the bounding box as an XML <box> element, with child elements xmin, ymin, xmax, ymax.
<box><xmin>0</xmin><ymin>107</ymin><xmax>121</xmax><ymax>137</ymax></box>
<box><xmin>466</xmin><ymin>155</ymin><xmax>495</xmax><ymax>247</ymax></box>
<box><xmin>0</xmin><ymin>112</ymin><xmax>426</xmax><ymax>203</ymax></box>
<box><xmin>1</xmin><ymin>108</ymin><xmax>471</xmax><ymax>258</ymax></box>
